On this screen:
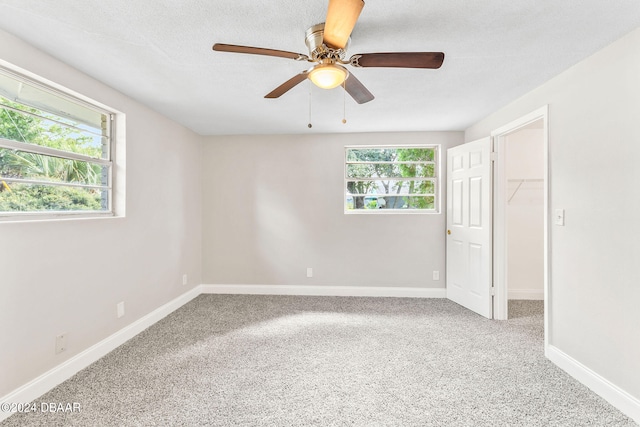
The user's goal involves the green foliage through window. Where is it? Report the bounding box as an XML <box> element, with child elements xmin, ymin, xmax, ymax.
<box><xmin>345</xmin><ymin>146</ymin><xmax>437</xmax><ymax>212</ymax></box>
<box><xmin>0</xmin><ymin>66</ymin><xmax>112</xmax><ymax>215</ymax></box>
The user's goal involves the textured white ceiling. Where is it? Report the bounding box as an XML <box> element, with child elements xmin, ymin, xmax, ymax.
<box><xmin>0</xmin><ymin>0</ymin><xmax>639</xmax><ymax>135</ymax></box>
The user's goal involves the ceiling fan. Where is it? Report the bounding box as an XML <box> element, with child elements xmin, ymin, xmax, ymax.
<box><xmin>212</xmin><ymin>0</ymin><xmax>444</xmax><ymax>104</ymax></box>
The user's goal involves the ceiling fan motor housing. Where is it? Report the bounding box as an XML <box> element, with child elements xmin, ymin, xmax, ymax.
<box><xmin>305</xmin><ymin>23</ymin><xmax>349</xmax><ymax>62</ymax></box>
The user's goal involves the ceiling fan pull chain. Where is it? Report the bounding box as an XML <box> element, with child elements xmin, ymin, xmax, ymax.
<box><xmin>342</xmin><ymin>80</ymin><xmax>347</xmax><ymax>124</ymax></box>
<box><xmin>308</xmin><ymin>80</ymin><xmax>313</xmax><ymax>128</ymax></box>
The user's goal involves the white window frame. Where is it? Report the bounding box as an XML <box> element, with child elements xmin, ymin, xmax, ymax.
<box><xmin>344</xmin><ymin>144</ymin><xmax>440</xmax><ymax>214</ymax></box>
<box><xmin>0</xmin><ymin>63</ymin><xmax>118</xmax><ymax>221</ymax></box>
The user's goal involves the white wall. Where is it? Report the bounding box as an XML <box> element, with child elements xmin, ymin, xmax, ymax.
<box><xmin>202</xmin><ymin>132</ymin><xmax>463</xmax><ymax>288</ymax></box>
<box><xmin>506</xmin><ymin>128</ymin><xmax>544</xmax><ymax>299</ymax></box>
<box><xmin>0</xmin><ymin>29</ymin><xmax>203</xmax><ymax>397</ymax></box>
<box><xmin>466</xmin><ymin>28</ymin><xmax>640</xmax><ymax>401</ymax></box>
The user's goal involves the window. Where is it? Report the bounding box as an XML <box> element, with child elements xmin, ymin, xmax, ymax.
<box><xmin>345</xmin><ymin>145</ymin><xmax>438</xmax><ymax>213</ymax></box>
<box><xmin>0</xmin><ymin>65</ymin><xmax>115</xmax><ymax>218</ymax></box>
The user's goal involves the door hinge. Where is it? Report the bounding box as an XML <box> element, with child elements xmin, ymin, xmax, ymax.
<box><xmin>490</xmin><ymin>152</ymin><xmax>498</xmax><ymax>162</ymax></box>
<box><xmin>490</xmin><ymin>286</ymin><xmax>496</xmax><ymax>296</ymax></box>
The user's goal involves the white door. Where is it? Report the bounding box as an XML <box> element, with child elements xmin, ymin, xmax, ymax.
<box><xmin>446</xmin><ymin>138</ymin><xmax>493</xmax><ymax>319</ymax></box>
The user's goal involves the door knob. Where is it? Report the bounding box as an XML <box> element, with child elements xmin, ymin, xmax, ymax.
<box><xmin>447</xmin><ymin>229</ymin><xmax>451</xmax><ymax>235</ymax></box>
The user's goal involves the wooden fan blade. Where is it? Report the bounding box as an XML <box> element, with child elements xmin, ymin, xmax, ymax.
<box><xmin>213</xmin><ymin>43</ymin><xmax>308</xmax><ymax>61</ymax></box>
<box><xmin>351</xmin><ymin>52</ymin><xmax>445</xmax><ymax>69</ymax></box>
<box><xmin>265</xmin><ymin>72</ymin><xmax>309</xmax><ymax>98</ymax></box>
<box><xmin>323</xmin><ymin>0</ymin><xmax>364</xmax><ymax>49</ymax></box>
<box><xmin>344</xmin><ymin>72</ymin><xmax>374</xmax><ymax>104</ymax></box>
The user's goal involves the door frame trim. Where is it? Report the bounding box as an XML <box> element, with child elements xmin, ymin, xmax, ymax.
<box><xmin>490</xmin><ymin>105</ymin><xmax>549</xmax><ymax>348</ymax></box>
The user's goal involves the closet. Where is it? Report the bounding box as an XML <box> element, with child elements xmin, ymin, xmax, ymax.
<box><xmin>505</xmin><ymin>123</ymin><xmax>544</xmax><ymax>300</ymax></box>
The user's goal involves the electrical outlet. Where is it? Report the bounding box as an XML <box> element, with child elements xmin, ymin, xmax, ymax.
<box><xmin>306</xmin><ymin>267</ymin><xmax>313</xmax><ymax>278</ymax></box>
<box><xmin>117</xmin><ymin>301</ymin><xmax>125</xmax><ymax>318</ymax></box>
<box><xmin>433</xmin><ymin>271</ymin><xmax>440</xmax><ymax>281</ymax></box>
<box><xmin>182</xmin><ymin>274</ymin><xmax>188</xmax><ymax>286</ymax></box>
<box><xmin>55</xmin><ymin>333</ymin><xmax>67</xmax><ymax>354</ymax></box>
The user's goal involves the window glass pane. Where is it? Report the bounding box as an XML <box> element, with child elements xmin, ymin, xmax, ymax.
<box><xmin>346</xmin><ymin>148</ymin><xmax>397</xmax><ymax>162</ymax></box>
<box><xmin>0</xmin><ymin>147</ymin><xmax>107</xmax><ymax>186</ymax></box>
<box><xmin>345</xmin><ymin>180</ymin><xmax>377</xmax><ymax>197</ymax></box>
<box><xmin>0</xmin><ymin>99</ymin><xmax>107</xmax><ymax>159</ymax></box>
<box><xmin>347</xmin><ymin>195</ymin><xmax>380</xmax><ymax>210</ymax></box>
<box><xmin>346</xmin><ymin>163</ymin><xmax>382</xmax><ymax>178</ymax></box>
<box><xmin>346</xmin><ymin>163</ymin><xmax>435</xmax><ymax>179</ymax></box>
<box><xmin>345</xmin><ymin>146</ymin><xmax>437</xmax><ymax>212</ymax></box>
<box><xmin>0</xmin><ymin>72</ymin><xmax>105</xmax><ymax>130</ymax></box>
<box><xmin>346</xmin><ymin>180</ymin><xmax>435</xmax><ymax>195</ymax></box>
<box><xmin>346</xmin><ymin>147</ymin><xmax>435</xmax><ymax>162</ymax></box>
<box><xmin>402</xmin><ymin>196</ymin><xmax>435</xmax><ymax>209</ymax></box>
<box><xmin>395</xmin><ymin>163</ymin><xmax>435</xmax><ymax>178</ymax></box>
<box><xmin>0</xmin><ymin>66</ymin><xmax>115</xmax><ymax>217</ymax></box>
<box><xmin>0</xmin><ymin>182</ymin><xmax>107</xmax><ymax>212</ymax></box>
<box><xmin>346</xmin><ymin>195</ymin><xmax>435</xmax><ymax>210</ymax></box>
<box><xmin>396</xmin><ymin>147</ymin><xmax>435</xmax><ymax>162</ymax></box>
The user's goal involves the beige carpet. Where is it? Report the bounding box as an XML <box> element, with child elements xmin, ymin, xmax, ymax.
<box><xmin>2</xmin><ymin>295</ymin><xmax>636</xmax><ymax>426</ymax></box>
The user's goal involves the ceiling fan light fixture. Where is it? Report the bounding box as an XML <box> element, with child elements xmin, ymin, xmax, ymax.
<box><xmin>308</xmin><ymin>64</ymin><xmax>348</xmax><ymax>89</ymax></box>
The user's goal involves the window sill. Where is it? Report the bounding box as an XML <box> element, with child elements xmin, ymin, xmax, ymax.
<box><xmin>344</xmin><ymin>209</ymin><xmax>440</xmax><ymax>215</ymax></box>
<box><xmin>0</xmin><ymin>211</ymin><xmax>119</xmax><ymax>224</ymax></box>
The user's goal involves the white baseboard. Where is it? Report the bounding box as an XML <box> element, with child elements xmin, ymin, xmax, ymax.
<box><xmin>201</xmin><ymin>284</ymin><xmax>447</xmax><ymax>299</ymax></box>
<box><xmin>508</xmin><ymin>289</ymin><xmax>544</xmax><ymax>300</ymax></box>
<box><xmin>4</xmin><ymin>285</ymin><xmax>637</xmax><ymax>426</ymax></box>
<box><xmin>0</xmin><ymin>283</ymin><xmax>443</xmax><ymax>422</ymax></box>
<box><xmin>546</xmin><ymin>345</ymin><xmax>640</xmax><ymax>424</ymax></box>
<box><xmin>0</xmin><ymin>286</ymin><xmax>201</xmax><ymax>423</ymax></box>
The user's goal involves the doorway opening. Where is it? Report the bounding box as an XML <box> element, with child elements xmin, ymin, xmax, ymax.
<box><xmin>491</xmin><ymin>106</ymin><xmax>549</xmax><ymax>346</ymax></box>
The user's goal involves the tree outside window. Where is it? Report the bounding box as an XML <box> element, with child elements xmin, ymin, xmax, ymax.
<box><xmin>345</xmin><ymin>146</ymin><xmax>438</xmax><ymax>213</ymax></box>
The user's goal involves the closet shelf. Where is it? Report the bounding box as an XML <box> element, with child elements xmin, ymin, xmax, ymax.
<box><xmin>507</xmin><ymin>178</ymin><xmax>544</xmax><ymax>203</ymax></box>
<box><xmin>507</xmin><ymin>178</ymin><xmax>543</xmax><ymax>182</ymax></box>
